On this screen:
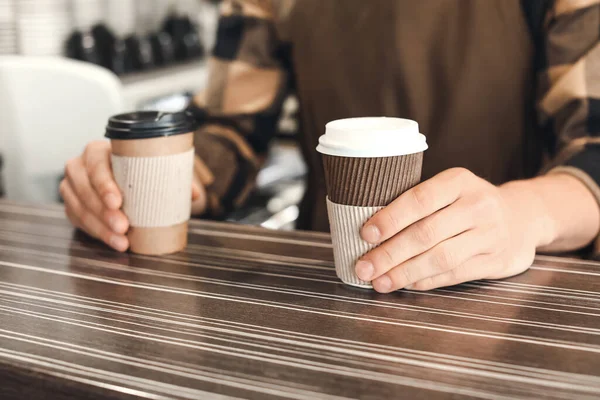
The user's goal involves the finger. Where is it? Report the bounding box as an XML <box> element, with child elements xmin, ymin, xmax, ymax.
<box><xmin>371</xmin><ymin>228</ymin><xmax>494</xmax><ymax>293</ymax></box>
<box><xmin>357</xmin><ymin>197</ymin><xmax>476</xmax><ymax>282</ymax></box>
<box><xmin>104</xmin><ymin>209</ymin><xmax>130</xmax><ymax>235</ymax></box>
<box><xmin>64</xmin><ymin>157</ymin><xmax>104</xmax><ymax>216</ymax></box>
<box><xmin>406</xmin><ymin>254</ymin><xmax>500</xmax><ymax>291</ymax></box>
<box><xmin>85</xmin><ymin>142</ymin><xmax>122</xmax><ymax>210</ymax></box>
<box><xmin>61</xmin><ymin>179</ymin><xmax>128</xmax><ymax>252</ymax></box>
<box><xmin>361</xmin><ymin>168</ymin><xmax>476</xmax><ymax>244</ymax></box>
<box><xmin>64</xmin><ymin>198</ymin><xmax>82</xmax><ymax>230</ymax></box>
<box><xmin>60</xmin><ymin>179</ymin><xmax>85</xmax><ymax>222</ymax></box>
<box><xmin>65</xmin><ymin>157</ymin><xmax>129</xmax><ymax>234</ymax></box>
<box><xmin>191</xmin><ymin>179</ymin><xmax>207</xmax><ymax>216</ymax></box>
<box><xmin>192</xmin><ymin>182</ymin><xmax>201</xmax><ymax>201</ymax></box>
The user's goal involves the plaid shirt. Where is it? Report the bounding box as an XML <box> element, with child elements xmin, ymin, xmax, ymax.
<box><xmin>188</xmin><ymin>0</ymin><xmax>600</xmax><ymax>255</ymax></box>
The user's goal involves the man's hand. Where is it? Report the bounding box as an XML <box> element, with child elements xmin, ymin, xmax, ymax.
<box><xmin>355</xmin><ymin>168</ymin><xmax>561</xmax><ymax>293</ymax></box>
<box><xmin>61</xmin><ymin>140</ymin><xmax>205</xmax><ymax>252</ymax></box>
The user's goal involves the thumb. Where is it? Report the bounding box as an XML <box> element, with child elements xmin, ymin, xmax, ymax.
<box><xmin>191</xmin><ymin>181</ymin><xmax>208</xmax><ymax>216</ymax></box>
<box><xmin>192</xmin><ymin>182</ymin><xmax>201</xmax><ymax>200</ymax></box>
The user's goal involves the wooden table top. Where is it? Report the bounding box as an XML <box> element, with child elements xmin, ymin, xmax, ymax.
<box><xmin>0</xmin><ymin>202</ymin><xmax>599</xmax><ymax>400</ymax></box>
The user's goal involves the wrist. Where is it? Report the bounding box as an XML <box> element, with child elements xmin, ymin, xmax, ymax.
<box><xmin>500</xmin><ymin>173</ymin><xmax>600</xmax><ymax>253</ymax></box>
<box><xmin>498</xmin><ymin>178</ymin><xmax>557</xmax><ymax>249</ymax></box>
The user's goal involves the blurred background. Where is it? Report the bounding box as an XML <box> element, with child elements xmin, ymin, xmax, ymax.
<box><xmin>0</xmin><ymin>0</ymin><xmax>305</xmax><ymax>230</ymax></box>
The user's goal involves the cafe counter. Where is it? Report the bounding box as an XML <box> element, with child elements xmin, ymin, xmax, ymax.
<box><xmin>0</xmin><ymin>202</ymin><xmax>599</xmax><ymax>399</ymax></box>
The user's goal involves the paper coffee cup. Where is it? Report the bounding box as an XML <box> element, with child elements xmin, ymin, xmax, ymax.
<box><xmin>105</xmin><ymin>111</ymin><xmax>197</xmax><ymax>255</ymax></box>
<box><xmin>317</xmin><ymin>117</ymin><xmax>427</xmax><ymax>288</ymax></box>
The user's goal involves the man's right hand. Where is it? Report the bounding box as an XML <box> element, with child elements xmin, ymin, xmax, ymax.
<box><xmin>60</xmin><ymin>141</ymin><xmax>130</xmax><ymax>252</ymax></box>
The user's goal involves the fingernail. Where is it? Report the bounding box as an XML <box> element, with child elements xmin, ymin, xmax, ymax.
<box><xmin>109</xmin><ymin>235</ymin><xmax>127</xmax><ymax>251</ymax></box>
<box><xmin>104</xmin><ymin>193</ymin><xmax>120</xmax><ymax>209</ymax></box>
<box><xmin>374</xmin><ymin>275</ymin><xmax>393</xmax><ymax>293</ymax></box>
<box><xmin>362</xmin><ymin>224</ymin><xmax>381</xmax><ymax>244</ymax></box>
<box><xmin>355</xmin><ymin>260</ymin><xmax>375</xmax><ymax>281</ymax></box>
<box><xmin>108</xmin><ymin>215</ymin><xmax>126</xmax><ymax>233</ymax></box>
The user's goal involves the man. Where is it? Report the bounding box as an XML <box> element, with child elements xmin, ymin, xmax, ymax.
<box><xmin>61</xmin><ymin>0</ymin><xmax>600</xmax><ymax>293</ymax></box>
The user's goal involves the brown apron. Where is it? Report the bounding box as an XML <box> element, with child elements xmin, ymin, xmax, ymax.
<box><xmin>275</xmin><ymin>0</ymin><xmax>536</xmax><ymax>231</ymax></box>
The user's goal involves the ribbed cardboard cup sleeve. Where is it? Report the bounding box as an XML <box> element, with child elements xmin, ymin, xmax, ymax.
<box><xmin>111</xmin><ymin>149</ymin><xmax>194</xmax><ymax>228</ymax></box>
<box><xmin>327</xmin><ymin>198</ymin><xmax>383</xmax><ymax>288</ymax></box>
<box><xmin>111</xmin><ymin>146</ymin><xmax>195</xmax><ymax>255</ymax></box>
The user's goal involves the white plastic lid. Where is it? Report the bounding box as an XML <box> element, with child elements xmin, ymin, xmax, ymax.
<box><xmin>317</xmin><ymin>117</ymin><xmax>428</xmax><ymax>158</ymax></box>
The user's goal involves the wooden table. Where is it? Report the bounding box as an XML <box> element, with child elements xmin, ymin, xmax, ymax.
<box><xmin>0</xmin><ymin>202</ymin><xmax>599</xmax><ymax>399</ymax></box>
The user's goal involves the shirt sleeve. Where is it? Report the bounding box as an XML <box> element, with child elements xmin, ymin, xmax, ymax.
<box><xmin>537</xmin><ymin>0</ymin><xmax>600</xmax><ymax>257</ymax></box>
<box><xmin>187</xmin><ymin>0</ymin><xmax>290</xmax><ymax>218</ymax></box>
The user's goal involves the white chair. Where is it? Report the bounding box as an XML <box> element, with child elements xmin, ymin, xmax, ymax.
<box><xmin>0</xmin><ymin>56</ymin><xmax>124</xmax><ymax>203</ymax></box>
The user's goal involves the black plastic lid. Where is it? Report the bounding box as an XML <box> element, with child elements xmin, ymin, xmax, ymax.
<box><xmin>105</xmin><ymin>111</ymin><xmax>197</xmax><ymax>140</ymax></box>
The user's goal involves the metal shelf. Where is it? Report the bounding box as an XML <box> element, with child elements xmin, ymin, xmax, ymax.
<box><xmin>120</xmin><ymin>59</ymin><xmax>208</xmax><ymax>110</ymax></box>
